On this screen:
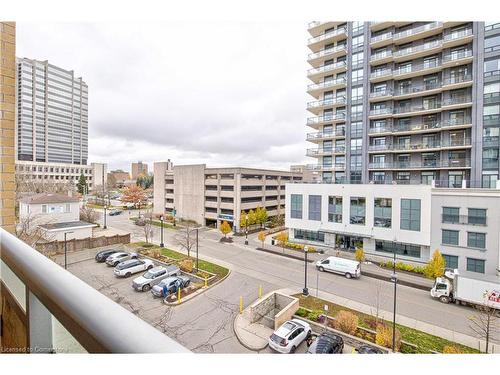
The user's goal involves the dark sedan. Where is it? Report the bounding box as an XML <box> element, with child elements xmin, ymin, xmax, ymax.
<box><xmin>307</xmin><ymin>332</ymin><xmax>344</xmax><ymax>354</ymax></box>
<box><xmin>95</xmin><ymin>249</ymin><xmax>120</xmax><ymax>262</ymax></box>
<box><xmin>355</xmin><ymin>345</ymin><xmax>384</xmax><ymax>354</ymax></box>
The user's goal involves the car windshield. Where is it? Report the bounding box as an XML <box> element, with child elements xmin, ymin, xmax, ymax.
<box><xmin>143</xmin><ymin>271</ymin><xmax>156</xmax><ymax>279</ymax></box>
<box><xmin>270</xmin><ymin>333</ymin><xmax>283</xmax><ymax>343</ymax></box>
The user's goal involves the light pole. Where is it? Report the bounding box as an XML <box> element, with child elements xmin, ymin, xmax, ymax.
<box><xmin>244</xmin><ymin>216</ymin><xmax>248</xmax><ymax>245</ymax></box>
<box><xmin>103</xmin><ymin>205</ymin><xmax>108</xmax><ymax>229</ymax></box>
<box><xmin>196</xmin><ymin>227</ymin><xmax>199</xmax><ymax>272</ymax></box>
<box><xmin>64</xmin><ymin>231</ymin><xmax>74</xmax><ymax>270</ymax></box>
<box><xmin>159</xmin><ymin>215</ymin><xmax>164</xmax><ymax>248</ymax></box>
<box><xmin>173</xmin><ymin>207</ymin><xmax>176</xmax><ymax>227</ymax></box>
<box><xmin>303</xmin><ymin>246</ymin><xmax>309</xmax><ymax>296</ymax></box>
<box><xmin>390</xmin><ymin>248</ymin><xmax>398</xmax><ymax>352</ymax></box>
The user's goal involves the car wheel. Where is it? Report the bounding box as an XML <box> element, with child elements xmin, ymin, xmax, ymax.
<box><xmin>345</xmin><ymin>272</ymin><xmax>352</xmax><ymax>279</ymax></box>
<box><xmin>439</xmin><ymin>296</ymin><xmax>450</xmax><ymax>304</ymax></box>
<box><xmin>114</xmin><ymin>262</ymin><xmax>119</xmax><ymax>267</ymax></box>
<box><xmin>306</xmin><ymin>330</ymin><xmax>312</xmax><ymax>339</ymax></box>
<box><xmin>142</xmin><ymin>284</ymin><xmax>151</xmax><ymax>292</ymax></box>
<box><xmin>318</xmin><ymin>266</ymin><xmax>324</xmax><ymax>272</ymax></box>
<box><xmin>185</xmin><ymin>280</ymin><xmax>190</xmax><ymax>287</ymax></box>
<box><xmin>290</xmin><ymin>345</ymin><xmax>296</xmax><ymax>354</ymax></box>
<box><xmin>125</xmin><ymin>272</ymin><xmax>131</xmax><ymax>278</ymax></box>
<box><xmin>147</xmin><ymin>265</ymin><xmax>154</xmax><ymax>270</ymax></box>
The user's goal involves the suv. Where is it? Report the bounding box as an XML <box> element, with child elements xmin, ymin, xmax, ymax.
<box><xmin>307</xmin><ymin>332</ymin><xmax>344</xmax><ymax>354</ymax></box>
<box><xmin>355</xmin><ymin>345</ymin><xmax>383</xmax><ymax>354</ymax></box>
<box><xmin>132</xmin><ymin>265</ymin><xmax>180</xmax><ymax>292</ymax></box>
<box><xmin>95</xmin><ymin>249</ymin><xmax>120</xmax><ymax>263</ymax></box>
<box><xmin>268</xmin><ymin>319</ymin><xmax>311</xmax><ymax>353</ymax></box>
<box><xmin>151</xmin><ymin>275</ymin><xmax>191</xmax><ymax>297</ymax></box>
<box><xmin>105</xmin><ymin>252</ymin><xmax>138</xmax><ymax>267</ymax></box>
<box><xmin>113</xmin><ymin>259</ymin><xmax>155</xmax><ymax>278</ymax></box>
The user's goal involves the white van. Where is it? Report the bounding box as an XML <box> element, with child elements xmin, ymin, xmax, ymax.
<box><xmin>315</xmin><ymin>256</ymin><xmax>361</xmax><ymax>279</ymax></box>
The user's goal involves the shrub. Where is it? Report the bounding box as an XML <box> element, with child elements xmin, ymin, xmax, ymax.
<box><xmin>308</xmin><ymin>310</ymin><xmax>324</xmax><ymax>322</ymax></box>
<box><xmin>295</xmin><ymin>307</ymin><xmax>308</xmax><ymax>317</ymax></box>
<box><xmin>179</xmin><ymin>258</ymin><xmax>194</xmax><ymax>273</ymax></box>
<box><xmin>365</xmin><ymin>318</ymin><xmax>378</xmax><ymax>330</ymax></box>
<box><xmin>149</xmin><ymin>248</ymin><xmax>161</xmax><ymax>259</ymax></box>
<box><xmin>375</xmin><ymin>324</ymin><xmax>401</xmax><ymax>351</ymax></box>
<box><xmin>307</xmin><ymin>246</ymin><xmax>316</xmax><ymax>253</ymax></box>
<box><xmin>443</xmin><ymin>345</ymin><xmax>462</xmax><ymax>354</ymax></box>
<box><xmin>334</xmin><ymin>310</ymin><xmax>359</xmax><ymax>335</ymax></box>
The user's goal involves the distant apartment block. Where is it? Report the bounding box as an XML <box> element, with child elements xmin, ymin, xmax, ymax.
<box><xmin>90</xmin><ymin>162</ymin><xmax>108</xmax><ymax>190</ymax></box>
<box><xmin>290</xmin><ymin>164</ymin><xmax>320</xmax><ymax>183</ymax></box>
<box><xmin>153</xmin><ymin>162</ymin><xmax>303</xmax><ymax>229</ymax></box>
<box><xmin>285</xmin><ymin>182</ymin><xmax>500</xmax><ymax>276</ymax></box>
<box><xmin>131</xmin><ymin>161</ymin><xmax>148</xmax><ymax>179</ymax></box>
<box><xmin>306</xmin><ymin>21</ymin><xmax>500</xmax><ymax>188</ymax></box>
<box><xmin>16</xmin><ymin>57</ymin><xmax>88</xmax><ymax>165</ymax></box>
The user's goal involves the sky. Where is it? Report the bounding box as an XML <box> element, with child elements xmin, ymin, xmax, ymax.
<box><xmin>17</xmin><ymin>21</ymin><xmax>311</xmax><ymax>172</ymax></box>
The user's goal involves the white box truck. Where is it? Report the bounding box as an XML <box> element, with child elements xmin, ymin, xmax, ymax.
<box><xmin>430</xmin><ymin>270</ymin><xmax>500</xmax><ymax>309</ymax></box>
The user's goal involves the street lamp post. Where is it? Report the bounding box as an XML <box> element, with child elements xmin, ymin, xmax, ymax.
<box><xmin>159</xmin><ymin>215</ymin><xmax>164</xmax><ymax>248</ymax></box>
<box><xmin>64</xmin><ymin>231</ymin><xmax>74</xmax><ymax>270</ymax></box>
<box><xmin>303</xmin><ymin>246</ymin><xmax>309</xmax><ymax>296</ymax></box>
<box><xmin>103</xmin><ymin>205</ymin><xmax>108</xmax><ymax>229</ymax></box>
<box><xmin>244</xmin><ymin>216</ymin><xmax>248</xmax><ymax>245</ymax></box>
<box><xmin>173</xmin><ymin>207</ymin><xmax>176</xmax><ymax>227</ymax></box>
<box><xmin>196</xmin><ymin>227</ymin><xmax>199</xmax><ymax>271</ymax></box>
<box><xmin>391</xmin><ymin>248</ymin><xmax>398</xmax><ymax>352</ymax></box>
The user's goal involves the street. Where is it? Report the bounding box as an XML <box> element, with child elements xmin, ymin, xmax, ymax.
<box><xmin>93</xmin><ymin>210</ymin><xmax>498</xmax><ymax>351</ymax></box>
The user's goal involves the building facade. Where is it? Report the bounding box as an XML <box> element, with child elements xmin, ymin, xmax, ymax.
<box><xmin>131</xmin><ymin>161</ymin><xmax>148</xmax><ymax>179</ymax></box>
<box><xmin>16</xmin><ymin>57</ymin><xmax>88</xmax><ymax>165</ymax></box>
<box><xmin>306</xmin><ymin>21</ymin><xmax>500</xmax><ymax>188</ymax></box>
<box><xmin>285</xmin><ymin>182</ymin><xmax>500</xmax><ymax>276</ymax></box>
<box><xmin>90</xmin><ymin>162</ymin><xmax>107</xmax><ymax>191</ymax></box>
<box><xmin>154</xmin><ymin>162</ymin><xmax>303</xmax><ymax>229</ymax></box>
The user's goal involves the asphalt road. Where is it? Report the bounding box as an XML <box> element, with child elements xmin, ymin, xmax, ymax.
<box><xmin>97</xmin><ymin>211</ymin><xmax>498</xmax><ymax>349</ymax></box>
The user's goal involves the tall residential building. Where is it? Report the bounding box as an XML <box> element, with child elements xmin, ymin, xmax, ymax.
<box><xmin>131</xmin><ymin>161</ymin><xmax>148</xmax><ymax>179</ymax></box>
<box><xmin>306</xmin><ymin>21</ymin><xmax>500</xmax><ymax>188</ymax></box>
<box><xmin>16</xmin><ymin>57</ymin><xmax>88</xmax><ymax>164</ymax></box>
<box><xmin>0</xmin><ymin>22</ymin><xmax>16</xmax><ymax>233</ymax></box>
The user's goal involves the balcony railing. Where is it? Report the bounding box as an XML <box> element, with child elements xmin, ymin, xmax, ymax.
<box><xmin>484</xmin><ymin>92</ymin><xmax>500</xmax><ymax>105</ymax></box>
<box><xmin>393</xmin><ymin>81</ymin><xmax>441</xmax><ymax>96</ymax></box>
<box><xmin>393</xmin><ymin>60</ymin><xmax>440</xmax><ymax>77</ymax></box>
<box><xmin>308</xmin><ymin>27</ymin><xmax>347</xmax><ymax>44</ymax></box>
<box><xmin>307</xmin><ymin>96</ymin><xmax>346</xmax><ymax>109</ymax></box>
<box><xmin>370</xmin><ymin>68</ymin><xmax>392</xmax><ymax>79</ymax></box>
<box><xmin>394</xmin><ymin>103</ymin><xmax>441</xmax><ymax>114</ymax></box>
<box><xmin>394</xmin><ymin>40</ymin><xmax>442</xmax><ymax>58</ymax></box>
<box><xmin>369</xmin><ymin>88</ymin><xmax>393</xmax><ymax>98</ymax></box>
<box><xmin>393</xmin><ymin>121</ymin><xmax>441</xmax><ymax>132</ymax></box>
<box><xmin>484</xmin><ymin>114</ymin><xmax>500</xmax><ymax>126</ymax></box>
<box><xmin>442</xmin><ymin>95</ymin><xmax>472</xmax><ymax>106</ymax></box>
<box><xmin>442</xmin><ymin>117</ymin><xmax>472</xmax><ymax>127</ymax></box>
<box><xmin>444</xmin><ymin>28</ymin><xmax>473</xmax><ymax>42</ymax></box>
<box><xmin>306</xmin><ymin>129</ymin><xmax>346</xmax><ymax>140</ymax></box>
<box><xmin>305</xmin><ymin>163</ymin><xmax>345</xmax><ymax>171</ymax></box>
<box><xmin>369</xmin><ymin>159</ymin><xmax>471</xmax><ymax>169</ymax></box>
<box><xmin>442</xmin><ymin>74</ymin><xmax>473</xmax><ymax>86</ymax></box>
<box><xmin>369</xmin><ymin>107</ymin><xmax>393</xmax><ymax>116</ymax></box>
<box><xmin>307</xmin><ymin>77</ymin><xmax>347</xmax><ymax>91</ymax></box>
<box><xmin>393</xmin><ymin>22</ymin><xmax>443</xmax><ymax>40</ymax></box>
<box><xmin>306</xmin><ymin>146</ymin><xmax>346</xmax><ymax>156</ymax></box>
<box><xmin>307</xmin><ymin>61</ymin><xmax>347</xmax><ymax>76</ymax></box>
<box><xmin>442</xmin><ymin>49</ymin><xmax>473</xmax><ymax>63</ymax></box>
<box><xmin>308</xmin><ymin>45</ymin><xmax>347</xmax><ymax>61</ymax></box>
<box><xmin>370</xmin><ymin>31</ymin><xmax>393</xmax><ymax>44</ymax></box>
<box><xmin>442</xmin><ymin>214</ymin><xmax>487</xmax><ymax>226</ymax></box>
<box><xmin>0</xmin><ymin>228</ymin><xmax>190</xmax><ymax>353</ymax></box>
<box><xmin>370</xmin><ymin>50</ymin><xmax>393</xmax><ymax>61</ymax></box>
<box><xmin>307</xmin><ymin>113</ymin><xmax>346</xmax><ymax>125</ymax></box>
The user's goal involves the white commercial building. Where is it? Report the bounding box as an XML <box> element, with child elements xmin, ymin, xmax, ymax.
<box><xmin>285</xmin><ymin>182</ymin><xmax>500</xmax><ymax>276</ymax></box>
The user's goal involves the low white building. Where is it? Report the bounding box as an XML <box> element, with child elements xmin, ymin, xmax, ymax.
<box><xmin>19</xmin><ymin>193</ymin><xmax>96</xmax><ymax>241</ymax></box>
<box><xmin>285</xmin><ymin>182</ymin><xmax>500</xmax><ymax>276</ymax></box>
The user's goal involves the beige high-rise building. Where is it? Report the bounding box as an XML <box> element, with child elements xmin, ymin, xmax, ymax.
<box><xmin>0</xmin><ymin>21</ymin><xmax>16</xmax><ymax>233</ymax></box>
<box><xmin>131</xmin><ymin>161</ymin><xmax>148</xmax><ymax>179</ymax></box>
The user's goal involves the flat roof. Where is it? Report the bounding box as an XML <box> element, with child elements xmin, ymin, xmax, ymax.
<box><xmin>39</xmin><ymin>221</ymin><xmax>96</xmax><ymax>231</ymax></box>
<box><xmin>20</xmin><ymin>193</ymin><xmax>80</xmax><ymax>204</ymax></box>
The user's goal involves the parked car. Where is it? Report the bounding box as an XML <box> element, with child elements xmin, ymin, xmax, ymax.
<box><xmin>109</xmin><ymin>209</ymin><xmax>122</xmax><ymax>216</ymax></box>
<box><xmin>95</xmin><ymin>249</ymin><xmax>120</xmax><ymax>263</ymax></box>
<box><xmin>132</xmin><ymin>265</ymin><xmax>181</xmax><ymax>292</ymax></box>
<box><xmin>355</xmin><ymin>345</ymin><xmax>383</xmax><ymax>354</ymax></box>
<box><xmin>268</xmin><ymin>319</ymin><xmax>311</xmax><ymax>353</ymax></box>
<box><xmin>113</xmin><ymin>259</ymin><xmax>155</xmax><ymax>278</ymax></box>
<box><xmin>316</xmin><ymin>256</ymin><xmax>361</xmax><ymax>279</ymax></box>
<box><xmin>306</xmin><ymin>332</ymin><xmax>344</xmax><ymax>354</ymax></box>
<box><xmin>151</xmin><ymin>275</ymin><xmax>191</xmax><ymax>297</ymax></box>
<box><xmin>105</xmin><ymin>252</ymin><xmax>138</xmax><ymax>267</ymax></box>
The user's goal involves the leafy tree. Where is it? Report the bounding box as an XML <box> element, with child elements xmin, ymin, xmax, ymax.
<box><xmin>424</xmin><ymin>249</ymin><xmax>445</xmax><ymax>279</ymax></box>
<box><xmin>121</xmin><ymin>185</ymin><xmax>148</xmax><ymax>209</ymax></box>
<box><xmin>355</xmin><ymin>248</ymin><xmax>365</xmax><ymax>263</ymax></box>
<box><xmin>136</xmin><ymin>173</ymin><xmax>154</xmax><ymax>189</ymax></box>
<box><xmin>220</xmin><ymin>221</ymin><xmax>232</xmax><ymax>238</ymax></box>
<box><xmin>77</xmin><ymin>173</ymin><xmax>88</xmax><ymax>195</ymax></box>
<box><xmin>275</xmin><ymin>231</ymin><xmax>288</xmax><ymax>254</ymax></box>
<box><xmin>247</xmin><ymin>209</ymin><xmax>257</xmax><ymax>226</ymax></box>
<box><xmin>240</xmin><ymin>211</ymin><xmax>248</xmax><ymax>231</ymax></box>
<box><xmin>255</xmin><ymin>206</ymin><xmax>268</xmax><ymax>228</ymax></box>
<box><xmin>258</xmin><ymin>231</ymin><xmax>266</xmax><ymax>249</ymax></box>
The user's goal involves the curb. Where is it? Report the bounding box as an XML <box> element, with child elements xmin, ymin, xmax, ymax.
<box><xmin>232</xmin><ymin>314</ymin><xmax>269</xmax><ymax>352</ymax></box>
<box><xmin>254</xmin><ymin>247</ymin><xmax>315</xmax><ymax>263</ymax></box>
<box><xmin>163</xmin><ymin>269</ymin><xmax>232</xmax><ymax>306</ymax></box>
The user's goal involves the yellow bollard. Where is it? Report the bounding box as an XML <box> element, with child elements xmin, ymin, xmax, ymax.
<box><xmin>239</xmin><ymin>296</ymin><xmax>243</xmax><ymax>314</ymax></box>
<box><xmin>258</xmin><ymin>285</ymin><xmax>262</xmax><ymax>299</ymax></box>
<box><xmin>177</xmin><ymin>287</ymin><xmax>181</xmax><ymax>304</ymax></box>
<box><xmin>205</xmin><ymin>276</ymin><xmax>208</xmax><ymax>288</ymax></box>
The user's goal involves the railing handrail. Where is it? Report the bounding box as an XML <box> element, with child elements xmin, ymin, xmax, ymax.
<box><xmin>393</xmin><ymin>22</ymin><xmax>443</xmax><ymax>40</ymax></box>
<box><xmin>308</xmin><ymin>45</ymin><xmax>346</xmax><ymax>60</ymax></box>
<box><xmin>307</xmin><ymin>61</ymin><xmax>347</xmax><ymax>75</ymax></box>
<box><xmin>370</xmin><ymin>31</ymin><xmax>393</xmax><ymax>44</ymax></box>
<box><xmin>0</xmin><ymin>228</ymin><xmax>190</xmax><ymax>353</ymax></box>
<box><xmin>444</xmin><ymin>28</ymin><xmax>473</xmax><ymax>41</ymax></box>
<box><xmin>308</xmin><ymin>26</ymin><xmax>347</xmax><ymax>44</ymax></box>
<box><xmin>307</xmin><ymin>77</ymin><xmax>346</xmax><ymax>91</ymax></box>
<box><xmin>394</xmin><ymin>40</ymin><xmax>442</xmax><ymax>57</ymax></box>
<box><xmin>307</xmin><ymin>96</ymin><xmax>346</xmax><ymax>108</ymax></box>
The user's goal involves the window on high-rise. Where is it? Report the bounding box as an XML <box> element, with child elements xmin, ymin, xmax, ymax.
<box><xmin>401</xmin><ymin>199</ymin><xmax>421</xmax><ymax>231</ymax></box>
<box><xmin>351</xmin><ymin>68</ymin><xmax>364</xmax><ymax>82</ymax></box>
<box><xmin>485</xmin><ymin>35</ymin><xmax>500</xmax><ymax>50</ymax></box>
<box><xmin>484</xmin><ymin>57</ymin><xmax>500</xmax><ymax>74</ymax></box>
<box><xmin>443</xmin><ymin>254</ymin><xmax>459</xmax><ymax>269</ymax></box>
<box><xmin>466</xmin><ymin>258</ymin><xmax>485</xmax><ymax>274</ymax></box>
<box><xmin>352</xmin><ymin>51</ymin><xmax>364</xmax><ymax>66</ymax></box>
<box><xmin>350</xmin><ymin>197</ymin><xmax>365</xmax><ymax>224</ymax></box>
<box><xmin>290</xmin><ymin>194</ymin><xmax>303</xmax><ymax>219</ymax></box>
<box><xmin>482</xmin><ymin>171</ymin><xmax>498</xmax><ymax>188</ymax></box>
<box><xmin>328</xmin><ymin>196</ymin><xmax>342</xmax><ymax>223</ymax></box>
<box><xmin>351</xmin><ymin>85</ymin><xmax>363</xmax><ymax>100</ymax></box>
<box><xmin>308</xmin><ymin>195</ymin><xmax>322</xmax><ymax>221</ymax></box>
<box><xmin>374</xmin><ymin>198</ymin><xmax>392</xmax><ymax>228</ymax></box>
<box><xmin>352</xmin><ymin>34</ymin><xmax>364</xmax><ymax>48</ymax></box>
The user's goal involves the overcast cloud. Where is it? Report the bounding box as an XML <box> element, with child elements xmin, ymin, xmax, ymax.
<box><xmin>17</xmin><ymin>21</ymin><xmax>311</xmax><ymax>172</ymax></box>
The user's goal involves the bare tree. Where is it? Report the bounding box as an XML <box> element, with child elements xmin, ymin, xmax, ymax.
<box><xmin>80</xmin><ymin>205</ymin><xmax>99</xmax><ymax>223</ymax></box>
<box><xmin>468</xmin><ymin>303</ymin><xmax>499</xmax><ymax>353</ymax></box>
<box><xmin>15</xmin><ymin>213</ymin><xmax>56</xmax><ymax>260</ymax></box>
<box><xmin>174</xmin><ymin>222</ymin><xmax>196</xmax><ymax>258</ymax></box>
<box><xmin>143</xmin><ymin>216</ymin><xmax>154</xmax><ymax>244</ymax></box>
<box><xmin>369</xmin><ymin>280</ymin><xmax>385</xmax><ymax>327</ymax></box>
